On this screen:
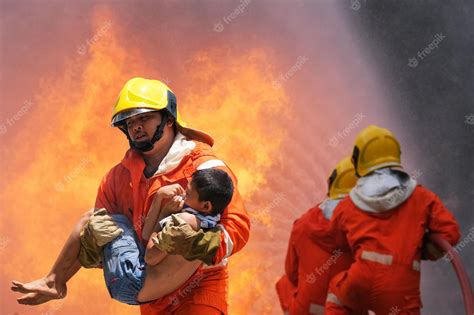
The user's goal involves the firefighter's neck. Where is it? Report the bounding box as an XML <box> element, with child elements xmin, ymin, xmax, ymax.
<box><xmin>142</xmin><ymin>127</ymin><xmax>175</xmax><ymax>174</ymax></box>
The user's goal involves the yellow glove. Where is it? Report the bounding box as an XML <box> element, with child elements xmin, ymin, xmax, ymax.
<box><xmin>87</xmin><ymin>208</ymin><xmax>123</xmax><ymax>247</ymax></box>
<box><xmin>152</xmin><ymin>214</ymin><xmax>221</xmax><ymax>265</ymax></box>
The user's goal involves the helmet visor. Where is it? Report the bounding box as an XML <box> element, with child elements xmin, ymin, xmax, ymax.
<box><xmin>111</xmin><ymin>108</ymin><xmax>160</xmax><ymax>127</ymax></box>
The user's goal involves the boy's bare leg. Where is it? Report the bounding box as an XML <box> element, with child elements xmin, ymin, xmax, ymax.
<box><xmin>136</xmin><ymin>256</ymin><xmax>202</xmax><ymax>303</ymax></box>
<box><xmin>11</xmin><ymin>209</ymin><xmax>93</xmax><ymax>304</ymax></box>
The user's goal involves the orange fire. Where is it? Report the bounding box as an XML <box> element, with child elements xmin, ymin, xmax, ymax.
<box><xmin>1</xmin><ymin>7</ymin><xmax>292</xmax><ymax>315</ymax></box>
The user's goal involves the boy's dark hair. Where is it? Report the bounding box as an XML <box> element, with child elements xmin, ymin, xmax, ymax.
<box><xmin>191</xmin><ymin>168</ymin><xmax>234</xmax><ymax>215</ymax></box>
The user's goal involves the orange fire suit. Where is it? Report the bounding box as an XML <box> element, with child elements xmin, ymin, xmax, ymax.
<box><xmin>276</xmin><ymin>205</ymin><xmax>355</xmax><ymax>315</ymax></box>
<box><xmin>95</xmin><ymin>140</ymin><xmax>250</xmax><ymax>314</ymax></box>
<box><xmin>325</xmin><ymin>185</ymin><xmax>460</xmax><ymax>314</ymax></box>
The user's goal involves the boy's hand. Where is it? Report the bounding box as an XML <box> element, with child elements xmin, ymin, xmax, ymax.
<box><xmin>162</xmin><ymin>195</ymin><xmax>185</xmax><ymax>214</ymax></box>
<box><xmin>157</xmin><ymin>184</ymin><xmax>185</xmax><ymax>199</ymax></box>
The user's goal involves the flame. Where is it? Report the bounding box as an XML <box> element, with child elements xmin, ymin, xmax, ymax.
<box><xmin>0</xmin><ymin>6</ymin><xmax>290</xmax><ymax>315</ymax></box>
<box><xmin>0</xmin><ymin>2</ymin><xmax>396</xmax><ymax>314</ymax></box>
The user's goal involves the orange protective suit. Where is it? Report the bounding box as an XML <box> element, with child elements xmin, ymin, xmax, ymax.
<box><xmin>275</xmin><ymin>205</ymin><xmax>355</xmax><ymax>315</ymax></box>
<box><xmin>325</xmin><ymin>185</ymin><xmax>460</xmax><ymax>314</ymax></box>
<box><xmin>95</xmin><ymin>140</ymin><xmax>250</xmax><ymax>314</ymax></box>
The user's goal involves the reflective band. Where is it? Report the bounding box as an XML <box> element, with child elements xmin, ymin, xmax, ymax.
<box><xmin>202</xmin><ymin>224</ymin><xmax>233</xmax><ymax>268</ymax></box>
<box><xmin>360</xmin><ymin>250</ymin><xmax>393</xmax><ymax>265</ymax></box>
<box><xmin>218</xmin><ymin>224</ymin><xmax>234</xmax><ymax>259</ymax></box>
<box><xmin>326</xmin><ymin>293</ymin><xmax>343</xmax><ymax>306</ymax></box>
<box><xmin>202</xmin><ymin>258</ymin><xmax>228</xmax><ymax>269</ymax></box>
<box><xmin>413</xmin><ymin>260</ymin><xmax>421</xmax><ymax>271</ymax></box>
<box><xmin>197</xmin><ymin>159</ymin><xmax>226</xmax><ymax>170</ymax></box>
<box><xmin>309</xmin><ymin>303</ymin><xmax>325</xmax><ymax>314</ymax></box>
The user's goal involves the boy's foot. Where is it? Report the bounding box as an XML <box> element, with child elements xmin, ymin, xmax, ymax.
<box><xmin>17</xmin><ymin>292</ymin><xmax>59</xmax><ymax>305</ymax></box>
<box><xmin>11</xmin><ymin>277</ymin><xmax>67</xmax><ymax>298</ymax></box>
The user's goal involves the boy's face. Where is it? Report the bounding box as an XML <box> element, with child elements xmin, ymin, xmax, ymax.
<box><xmin>185</xmin><ymin>180</ymin><xmax>212</xmax><ymax>214</ymax></box>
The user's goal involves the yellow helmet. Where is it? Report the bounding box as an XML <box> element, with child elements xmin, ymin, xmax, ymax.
<box><xmin>351</xmin><ymin>125</ymin><xmax>402</xmax><ymax>177</ymax></box>
<box><xmin>327</xmin><ymin>156</ymin><xmax>357</xmax><ymax>199</ymax></box>
<box><xmin>111</xmin><ymin>77</ymin><xmax>213</xmax><ymax>147</ymax></box>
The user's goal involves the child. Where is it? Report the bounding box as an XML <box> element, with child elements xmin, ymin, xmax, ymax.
<box><xmin>101</xmin><ymin>168</ymin><xmax>234</xmax><ymax>305</ymax></box>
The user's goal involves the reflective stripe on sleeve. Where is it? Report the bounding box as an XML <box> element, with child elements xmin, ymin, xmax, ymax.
<box><xmin>326</xmin><ymin>293</ymin><xmax>343</xmax><ymax>306</ymax></box>
<box><xmin>196</xmin><ymin>159</ymin><xmax>226</xmax><ymax>170</ymax></box>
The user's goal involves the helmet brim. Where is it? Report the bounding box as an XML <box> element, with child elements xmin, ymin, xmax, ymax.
<box><xmin>111</xmin><ymin>108</ymin><xmax>160</xmax><ymax>127</ymax></box>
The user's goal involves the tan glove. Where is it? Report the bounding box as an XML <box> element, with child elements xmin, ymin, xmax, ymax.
<box><xmin>152</xmin><ymin>214</ymin><xmax>221</xmax><ymax>265</ymax></box>
<box><xmin>77</xmin><ymin>208</ymin><xmax>123</xmax><ymax>268</ymax></box>
<box><xmin>87</xmin><ymin>208</ymin><xmax>123</xmax><ymax>247</ymax></box>
<box><xmin>78</xmin><ymin>224</ymin><xmax>102</xmax><ymax>268</ymax></box>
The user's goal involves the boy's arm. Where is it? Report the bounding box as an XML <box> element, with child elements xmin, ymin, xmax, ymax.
<box><xmin>143</xmin><ymin>184</ymin><xmax>186</xmax><ymax>241</ymax></box>
<box><xmin>145</xmin><ymin>232</ymin><xmax>167</xmax><ymax>265</ymax></box>
<box><xmin>142</xmin><ymin>194</ymin><xmax>164</xmax><ymax>241</ymax></box>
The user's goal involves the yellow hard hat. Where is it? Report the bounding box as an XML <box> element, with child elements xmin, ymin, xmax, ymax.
<box><xmin>327</xmin><ymin>156</ymin><xmax>357</xmax><ymax>199</ymax></box>
<box><xmin>111</xmin><ymin>77</ymin><xmax>214</xmax><ymax>146</ymax></box>
<box><xmin>351</xmin><ymin>125</ymin><xmax>402</xmax><ymax>177</ymax></box>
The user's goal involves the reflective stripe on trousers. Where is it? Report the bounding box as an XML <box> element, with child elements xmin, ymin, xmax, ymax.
<box><xmin>360</xmin><ymin>250</ymin><xmax>420</xmax><ymax>272</ymax></box>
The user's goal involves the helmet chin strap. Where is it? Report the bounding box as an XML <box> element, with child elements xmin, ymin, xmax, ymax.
<box><xmin>120</xmin><ymin>111</ymin><xmax>170</xmax><ymax>152</ymax></box>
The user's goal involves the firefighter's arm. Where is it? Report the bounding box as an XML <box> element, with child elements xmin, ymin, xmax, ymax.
<box><xmin>78</xmin><ymin>169</ymin><xmax>122</xmax><ymax>268</ymax></box>
<box><xmin>284</xmin><ymin>223</ymin><xmax>299</xmax><ymax>286</ymax></box>
<box><xmin>213</xmin><ymin>182</ymin><xmax>250</xmax><ymax>264</ymax></box>
<box><xmin>326</xmin><ymin>205</ymin><xmax>349</xmax><ymax>250</ymax></box>
<box><xmin>427</xmin><ymin>194</ymin><xmax>461</xmax><ymax>246</ymax></box>
<box><xmin>423</xmin><ymin>194</ymin><xmax>461</xmax><ymax>260</ymax></box>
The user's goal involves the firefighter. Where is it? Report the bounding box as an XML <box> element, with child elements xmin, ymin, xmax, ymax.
<box><xmin>276</xmin><ymin>157</ymin><xmax>358</xmax><ymax>315</ymax></box>
<box><xmin>325</xmin><ymin>125</ymin><xmax>460</xmax><ymax>315</ymax></box>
